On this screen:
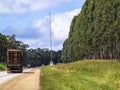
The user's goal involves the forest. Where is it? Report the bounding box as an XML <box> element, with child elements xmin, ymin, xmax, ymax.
<box><xmin>0</xmin><ymin>33</ymin><xmax>62</xmax><ymax>67</ymax></box>
<box><xmin>62</xmin><ymin>0</ymin><xmax>120</xmax><ymax>62</ymax></box>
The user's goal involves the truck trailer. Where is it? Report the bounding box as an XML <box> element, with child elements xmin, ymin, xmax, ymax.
<box><xmin>7</xmin><ymin>49</ymin><xmax>23</xmax><ymax>73</ymax></box>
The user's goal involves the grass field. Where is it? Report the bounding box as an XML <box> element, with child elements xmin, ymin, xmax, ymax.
<box><xmin>40</xmin><ymin>60</ymin><xmax>120</xmax><ymax>90</ymax></box>
<box><xmin>0</xmin><ymin>63</ymin><xmax>6</xmax><ymax>71</ymax></box>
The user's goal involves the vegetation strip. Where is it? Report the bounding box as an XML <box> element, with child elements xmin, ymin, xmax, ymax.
<box><xmin>0</xmin><ymin>63</ymin><xmax>6</xmax><ymax>71</ymax></box>
<box><xmin>62</xmin><ymin>0</ymin><xmax>120</xmax><ymax>62</ymax></box>
<box><xmin>40</xmin><ymin>60</ymin><xmax>120</xmax><ymax>90</ymax></box>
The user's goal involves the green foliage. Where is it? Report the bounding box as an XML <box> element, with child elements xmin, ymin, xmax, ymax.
<box><xmin>40</xmin><ymin>60</ymin><xmax>120</xmax><ymax>90</ymax></box>
<box><xmin>25</xmin><ymin>48</ymin><xmax>62</xmax><ymax>67</ymax></box>
<box><xmin>0</xmin><ymin>33</ymin><xmax>29</xmax><ymax>63</ymax></box>
<box><xmin>62</xmin><ymin>0</ymin><xmax>120</xmax><ymax>62</ymax></box>
<box><xmin>6</xmin><ymin>34</ymin><xmax>29</xmax><ymax>50</ymax></box>
<box><xmin>0</xmin><ymin>63</ymin><xmax>6</xmax><ymax>71</ymax></box>
<box><xmin>0</xmin><ymin>33</ymin><xmax>62</xmax><ymax>67</ymax></box>
<box><xmin>0</xmin><ymin>33</ymin><xmax>7</xmax><ymax>62</ymax></box>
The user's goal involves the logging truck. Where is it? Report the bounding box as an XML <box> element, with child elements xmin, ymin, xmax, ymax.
<box><xmin>7</xmin><ymin>49</ymin><xmax>23</xmax><ymax>73</ymax></box>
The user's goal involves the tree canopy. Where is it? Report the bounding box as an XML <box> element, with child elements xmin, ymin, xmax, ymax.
<box><xmin>62</xmin><ymin>0</ymin><xmax>120</xmax><ymax>62</ymax></box>
<box><xmin>0</xmin><ymin>33</ymin><xmax>62</xmax><ymax>66</ymax></box>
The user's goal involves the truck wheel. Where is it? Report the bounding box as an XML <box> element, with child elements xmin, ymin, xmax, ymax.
<box><xmin>7</xmin><ymin>70</ymin><xmax>11</xmax><ymax>73</ymax></box>
<box><xmin>19</xmin><ymin>69</ymin><xmax>23</xmax><ymax>73</ymax></box>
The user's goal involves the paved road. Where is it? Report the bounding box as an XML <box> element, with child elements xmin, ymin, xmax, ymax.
<box><xmin>0</xmin><ymin>68</ymin><xmax>40</xmax><ymax>90</ymax></box>
<box><xmin>0</xmin><ymin>68</ymin><xmax>32</xmax><ymax>84</ymax></box>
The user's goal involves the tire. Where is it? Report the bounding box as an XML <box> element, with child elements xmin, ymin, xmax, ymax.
<box><xmin>7</xmin><ymin>69</ymin><xmax>11</xmax><ymax>73</ymax></box>
<box><xmin>19</xmin><ymin>69</ymin><xmax>23</xmax><ymax>73</ymax></box>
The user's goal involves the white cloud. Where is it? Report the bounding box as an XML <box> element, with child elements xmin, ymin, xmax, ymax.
<box><xmin>32</xmin><ymin>8</ymin><xmax>81</xmax><ymax>50</ymax></box>
<box><xmin>0</xmin><ymin>0</ymin><xmax>70</xmax><ymax>14</ymax></box>
<box><xmin>52</xmin><ymin>8</ymin><xmax>80</xmax><ymax>40</ymax></box>
<box><xmin>3</xmin><ymin>8</ymin><xmax>81</xmax><ymax>50</ymax></box>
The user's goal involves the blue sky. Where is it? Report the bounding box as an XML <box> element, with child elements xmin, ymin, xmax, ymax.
<box><xmin>0</xmin><ymin>0</ymin><xmax>85</xmax><ymax>50</ymax></box>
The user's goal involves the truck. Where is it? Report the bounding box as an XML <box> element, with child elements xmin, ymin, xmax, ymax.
<box><xmin>7</xmin><ymin>49</ymin><xmax>23</xmax><ymax>73</ymax></box>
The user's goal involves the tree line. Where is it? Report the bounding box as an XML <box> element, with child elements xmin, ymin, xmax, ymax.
<box><xmin>0</xmin><ymin>33</ymin><xmax>62</xmax><ymax>67</ymax></box>
<box><xmin>62</xmin><ymin>0</ymin><xmax>120</xmax><ymax>62</ymax></box>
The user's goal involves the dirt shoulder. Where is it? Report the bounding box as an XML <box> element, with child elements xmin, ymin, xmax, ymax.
<box><xmin>0</xmin><ymin>68</ymin><xmax>40</xmax><ymax>90</ymax></box>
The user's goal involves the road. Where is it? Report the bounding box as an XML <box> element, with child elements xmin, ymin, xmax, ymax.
<box><xmin>0</xmin><ymin>68</ymin><xmax>32</xmax><ymax>84</ymax></box>
<box><xmin>0</xmin><ymin>68</ymin><xmax>40</xmax><ymax>90</ymax></box>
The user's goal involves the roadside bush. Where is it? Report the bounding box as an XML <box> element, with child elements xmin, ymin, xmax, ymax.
<box><xmin>0</xmin><ymin>63</ymin><xmax>6</xmax><ymax>71</ymax></box>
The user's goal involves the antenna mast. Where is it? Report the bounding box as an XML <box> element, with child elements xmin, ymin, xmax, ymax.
<box><xmin>49</xmin><ymin>12</ymin><xmax>53</xmax><ymax>62</ymax></box>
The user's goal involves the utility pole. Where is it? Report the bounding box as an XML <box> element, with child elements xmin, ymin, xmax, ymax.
<box><xmin>49</xmin><ymin>12</ymin><xmax>53</xmax><ymax>66</ymax></box>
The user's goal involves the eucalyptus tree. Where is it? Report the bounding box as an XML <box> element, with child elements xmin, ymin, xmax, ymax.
<box><xmin>62</xmin><ymin>0</ymin><xmax>120</xmax><ymax>62</ymax></box>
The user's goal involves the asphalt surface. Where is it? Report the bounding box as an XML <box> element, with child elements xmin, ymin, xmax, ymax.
<box><xmin>0</xmin><ymin>68</ymin><xmax>40</xmax><ymax>90</ymax></box>
<box><xmin>0</xmin><ymin>68</ymin><xmax>32</xmax><ymax>84</ymax></box>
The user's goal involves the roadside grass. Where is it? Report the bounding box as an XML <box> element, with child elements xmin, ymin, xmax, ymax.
<box><xmin>40</xmin><ymin>60</ymin><xmax>120</xmax><ymax>90</ymax></box>
<box><xmin>0</xmin><ymin>63</ymin><xmax>6</xmax><ymax>71</ymax></box>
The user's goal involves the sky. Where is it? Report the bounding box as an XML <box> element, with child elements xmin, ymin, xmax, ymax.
<box><xmin>0</xmin><ymin>0</ymin><xmax>86</xmax><ymax>51</ymax></box>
